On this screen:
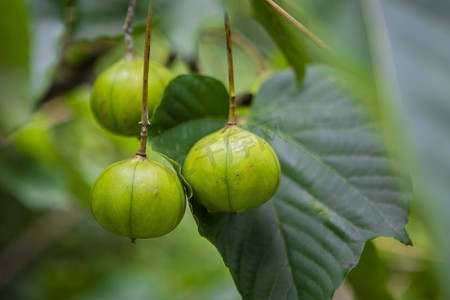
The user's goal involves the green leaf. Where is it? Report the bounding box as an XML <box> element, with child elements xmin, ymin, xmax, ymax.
<box><xmin>151</xmin><ymin>74</ymin><xmax>229</xmax><ymax>133</ymax></box>
<box><xmin>250</xmin><ymin>0</ymin><xmax>309</xmax><ymax>84</ymax></box>
<box><xmin>150</xmin><ymin>65</ymin><xmax>411</xmax><ymax>299</ymax></box>
<box><xmin>347</xmin><ymin>241</ymin><xmax>393</xmax><ymax>300</ymax></box>
<box><xmin>197</xmin><ymin>67</ymin><xmax>410</xmax><ymax>299</ymax></box>
<box><xmin>149</xmin><ymin>74</ymin><xmax>229</xmax><ymax>163</ymax></box>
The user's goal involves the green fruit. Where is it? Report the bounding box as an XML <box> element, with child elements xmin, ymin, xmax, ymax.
<box><xmin>14</xmin><ymin>123</ymin><xmax>58</xmax><ymax>164</ymax></box>
<box><xmin>90</xmin><ymin>57</ymin><xmax>173</xmax><ymax>136</ymax></box>
<box><xmin>90</xmin><ymin>154</ymin><xmax>186</xmax><ymax>239</ymax></box>
<box><xmin>183</xmin><ymin>125</ymin><xmax>281</xmax><ymax>213</ymax></box>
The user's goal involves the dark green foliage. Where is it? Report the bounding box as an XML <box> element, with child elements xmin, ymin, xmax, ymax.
<box><xmin>150</xmin><ymin>67</ymin><xmax>411</xmax><ymax>299</ymax></box>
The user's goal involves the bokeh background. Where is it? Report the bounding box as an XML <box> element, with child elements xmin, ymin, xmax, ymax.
<box><xmin>1</xmin><ymin>0</ymin><xmax>449</xmax><ymax>299</ymax></box>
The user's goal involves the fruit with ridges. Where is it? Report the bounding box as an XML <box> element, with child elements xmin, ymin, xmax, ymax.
<box><xmin>90</xmin><ymin>154</ymin><xmax>186</xmax><ymax>239</ymax></box>
<box><xmin>90</xmin><ymin>57</ymin><xmax>173</xmax><ymax>136</ymax></box>
<box><xmin>183</xmin><ymin>125</ymin><xmax>281</xmax><ymax>213</ymax></box>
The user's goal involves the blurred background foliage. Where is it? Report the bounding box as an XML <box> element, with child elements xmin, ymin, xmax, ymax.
<box><xmin>0</xmin><ymin>0</ymin><xmax>449</xmax><ymax>299</ymax></box>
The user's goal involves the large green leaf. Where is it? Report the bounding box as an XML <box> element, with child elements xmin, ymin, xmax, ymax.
<box><xmin>149</xmin><ymin>74</ymin><xmax>229</xmax><ymax>163</ymax></box>
<box><xmin>250</xmin><ymin>0</ymin><xmax>309</xmax><ymax>84</ymax></box>
<box><xmin>150</xmin><ymin>65</ymin><xmax>411</xmax><ymax>299</ymax></box>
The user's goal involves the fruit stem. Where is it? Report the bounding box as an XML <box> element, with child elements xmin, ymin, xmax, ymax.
<box><xmin>136</xmin><ymin>5</ymin><xmax>153</xmax><ymax>158</ymax></box>
<box><xmin>263</xmin><ymin>0</ymin><xmax>335</xmax><ymax>58</ymax></box>
<box><xmin>224</xmin><ymin>11</ymin><xmax>236</xmax><ymax>128</ymax></box>
<box><xmin>123</xmin><ymin>0</ymin><xmax>136</xmax><ymax>58</ymax></box>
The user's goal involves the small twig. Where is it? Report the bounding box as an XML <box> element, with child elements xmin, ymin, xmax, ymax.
<box><xmin>263</xmin><ymin>0</ymin><xmax>335</xmax><ymax>58</ymax></box>
<box><xmin>136</xmin><ymin>6</ymin><xmax>153</xmax><ymax>157</ymax></box>
<box><xmin>224</xmin><ymin>12</ymin><xmax>236</xmax><ymax>128</ymax></box>
<box><xmin>123</xmin><ymin>0</ymin><xmax>136</xmax><ymax>58</ymax></box>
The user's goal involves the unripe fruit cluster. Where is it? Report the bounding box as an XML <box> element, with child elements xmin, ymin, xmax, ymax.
<box><xmin>89</xmin><ymin>56</ymin><xmax>186</xmax><ymax>241</ymax></box>
<box><xmin>89</xmin><ymin>55</ymin><xmax>281</xmax><ymax>242</ymax></box>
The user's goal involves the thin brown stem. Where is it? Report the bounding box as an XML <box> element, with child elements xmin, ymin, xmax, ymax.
<box><xmin>263</xmin><ymin>0</ymin><xmax>335</xmax><ymax>58</ymax></box>
<box><xmin>224</xmin><ymin>12</ymin><xmax>236</xmax><ymax>127</ymax></box>
<box><xmin>123</xmin><ymin>0</ymin><xmax>136</xmax><ymax>58</ymax></box>
<box><xmin>136</xmin><ymin>6</ymin><xmax>153</xmax><ymax>157</ymax></box>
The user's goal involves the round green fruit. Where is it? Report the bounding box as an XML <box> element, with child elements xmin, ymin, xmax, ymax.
<box><xmin>90</xmin><ymin>57</ymin><xmax>173</xmax><ymax>136</ymax></box>
<box><xmin>183</xmin><ymin>125</ymin><xmax>281</xmax><ymax>213</ymax></box>
<box><xmin>14</xmin><ymin>122</ymin><xmax>58</xmax><ymax>164</ymax></box>
<box><xmin>90</xmin><ymin>154</ymin><xmax>186</xmax><ymax>239</ymax></box>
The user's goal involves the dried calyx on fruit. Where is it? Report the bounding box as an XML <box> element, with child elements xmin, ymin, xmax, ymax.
<box><xmin>183</xmin><ymin>125</ymin><xmax>281</xmax><ymax>213</ymax></box>
<box><xmin>90</xmin><ymin>152</ymin><xmax>186</xmax><ymax>240</ymax></box>
<box><xmin>90</xmin><ymin>56</ymin><xmax>173</xmax><ymax>136</ymax></box>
